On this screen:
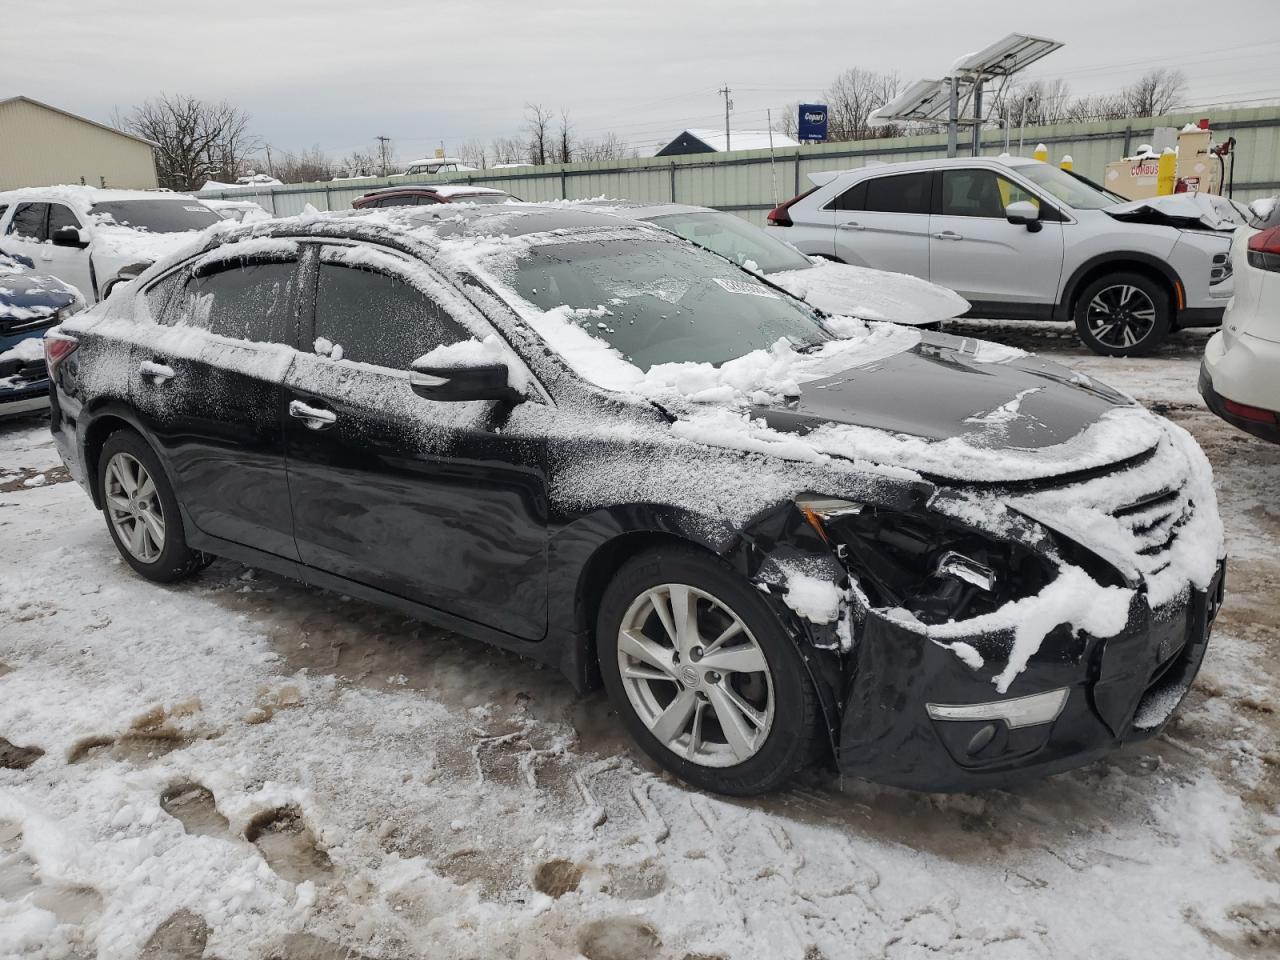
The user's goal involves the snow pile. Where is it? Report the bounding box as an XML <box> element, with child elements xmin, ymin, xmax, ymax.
<box><xmin>413</xmin><ymin>335</ymin><xmax>530</xmax><ymax>391</ymax></box>
<box><xmin>778</xmin><ymin>564</ymin><xmax>847</xmax><ymax>625</ymax></box>
<box><xmin>0</xmin><ymin>336</ymin><xmax>46</xmax><ymax>365</ymax></box>
<box><xmin>768</xmin><ymin>259</ymin><xmax>969</xmax><ymax>326</ymax></box>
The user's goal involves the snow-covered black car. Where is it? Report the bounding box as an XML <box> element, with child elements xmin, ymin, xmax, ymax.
<box><xmin>49</xmin><ymin>205</ymin><xmax>1225</xmax><ymax>795</ymax></box>
<box><xmin>0</xmin><ymin>253</ymin><xmax>84</xmax><ymax>418</ymax></box>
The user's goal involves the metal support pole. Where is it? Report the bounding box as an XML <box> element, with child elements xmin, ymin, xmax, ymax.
<box><xmin>947</xmin><ymin>78</ymin><xmax>959</xmax><ymax>158</ymax></box>
<box><xmin>971</xmin><ymin>80</ymin><xmax>983</xmax><ymax>156</ymax></box>
<box><xmin>670</xmin><ymin>163</ymin><xmax>676</xmax><ymax>202</ymax></box>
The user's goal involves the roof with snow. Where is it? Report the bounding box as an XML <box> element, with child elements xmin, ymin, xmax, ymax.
<box><xmin>655</xmin><ymin>128</ymin><xmax>800</xmax><ymax>157</ymax></box>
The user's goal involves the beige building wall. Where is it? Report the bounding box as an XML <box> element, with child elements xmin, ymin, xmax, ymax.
<box><xmin>0</xmin><ymin>97</ymin><xmax>158</xmax><ymax>191</ymax></box>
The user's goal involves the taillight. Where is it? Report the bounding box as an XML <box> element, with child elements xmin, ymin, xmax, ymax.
<box><xmin>1247</xmin><ymin>226</ymin><xmax>1280</xmax><ymax>273</ymax></box>
<box><xmin>766</xmin><ymin>186</ymin><xmax>819</xmax><ymax>227</ymax></box>
<box><xmin>1223</xmin><ymin>397</ymin><xmax>1278</xmax><ymax>424</ymax></box>
<box><xmin>44</xmin><ymin>334</ymin><xmax>79</xmax><ymax>376</ymax></box>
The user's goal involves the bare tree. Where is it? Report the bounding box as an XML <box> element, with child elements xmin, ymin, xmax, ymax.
<box><xmin>1124</xmin><ymin>68</ymin><xmax>1187</xmax><ymax>117</ymax></box>
<box><xmin>524</xmin><ymin>103</ymin><xmax>554</xmax><ymax>165</ymax></box>
<box><xmin>490</xmin><ymin>136</ymin><xmax>527</xmax><ymax>165</ymax></box>
<box><xmin>576</xmin><ymin>132</ymin><xmax>633</xmax><ymax>162</ymax></box>
<box><xmin>780</xmin><ymin>69</ymin><xmax>901</xmax><ymax>144</ymax></box>
<box><xmin>115</xmin><ymin>94</ymin><xmax>259</xmax><ymax>190</ymax></box>
<box><xmin>555</xmin><ymin>110</ymin><xmax>573</xmax><ymax>165</ymax></box>
<box><xmin>1063</xmin><ymin>93</ymin><xmax>1129</xmax><ymax>123</ymax></box>
<box><xmin>336</xmin><ymin>148</ymin><xmax>379</xmax><ymax>178</ymax></box>
<box><xmin>991</xmin><ymin>78</ymin><xmax>1073</xmax><ymax>126</ymax></box>
<box><xmin>458</xmin><ymin>138</ymin><xmax>488</xmax><ymax>170</ymax></box>
<box><xmin>267</xmin><ymin>144</ymin><xmax>334</xmax><ymax>184</ymax></box>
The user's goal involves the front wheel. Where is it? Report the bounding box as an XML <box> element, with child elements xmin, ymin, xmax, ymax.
<box><xmin>596</xmin><ymin>546</ymin><xmax>823</xmax><ymax>795</ymax></box>
<box><xmin>1073</xmin><ymin>272</ymin><xmax>1172</xmax><ymax>357</ymax></box>
<box><xmin>98</xmin><ymin>430</ymin><xmax>210</xmax><ymax>583</ymax></box>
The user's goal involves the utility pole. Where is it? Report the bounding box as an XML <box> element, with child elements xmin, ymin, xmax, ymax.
<box><xmin>719</xmin><ymin>84</ymin><xmax>733</xmax><ymax>151</ymax></box>
<box><xmin>376</xmin><ymin>135</ymin><xmax>391</xmax><ymax>176</ymax></box>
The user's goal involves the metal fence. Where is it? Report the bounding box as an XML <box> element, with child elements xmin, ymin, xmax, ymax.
<box><xmin>203</xmin><ymin>105</ymin><xmax>1280</xmax><ymax>226</ymax></box>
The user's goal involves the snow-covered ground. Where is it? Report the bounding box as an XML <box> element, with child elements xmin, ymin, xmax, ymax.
<box><xmin>2</xmin><ymin>322</ymin><xmax>1278</xmax><ymax>959</ymax></box>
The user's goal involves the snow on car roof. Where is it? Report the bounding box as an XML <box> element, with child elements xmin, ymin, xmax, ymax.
<box><xmin>683</xmin><ymin>128</ymin><xmax>801</xmax><ymax>151</ymax></box>
<box><xmin>0</xmin><ymin>184</ymin><xmax>187</xmax><ymax>212</ymax></box>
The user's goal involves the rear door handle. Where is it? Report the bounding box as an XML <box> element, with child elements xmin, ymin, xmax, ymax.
<box><xmin>838</xmin><ymin>222</ymin><xmax>864</xmax><ymax>231</ymax></box>
<box><xmin>138</xmin><ymin>360</ymin><xmax>175</xmax><ymax>383</ymax></box>
<box><xmin>933</xmin><ymin>231</ymin><xmax>964</xmax><ymax>240</ymax></box>
<box><xmin>289</xmin><ymin>399</ymin><xmax>337</xmax><ymax>430</ymax></box>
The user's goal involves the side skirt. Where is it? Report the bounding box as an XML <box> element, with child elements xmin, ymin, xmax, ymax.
<box><xmin>184</xmin><ymin>529</ymin><xmax>565</xmax><ymax>674</ymax></box>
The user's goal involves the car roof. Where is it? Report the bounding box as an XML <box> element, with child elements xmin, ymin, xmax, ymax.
<box><xmin>0</xmin><ymin>185</ymin><xmax>192</xmax><ymax>212</ymax></box>
<box><xmin>808</xmin><ymin>154</ymin><xmax>1041</xmax><ymax>187</ymax></box>
<box><xmin>358</xmin><ymin>184</ymin><xmax>507</xmax><ymax>199</ymax></box>
<box><xmin>578</xmin><ymin>199</ymin><xmax>717</xmax><ymax>220</ymax></box>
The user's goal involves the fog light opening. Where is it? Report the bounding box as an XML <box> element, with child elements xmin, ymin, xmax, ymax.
<box><xmin>966</xmin><ymin>723</ymin><xmax>997</xmax><ymax>756</ymax></box>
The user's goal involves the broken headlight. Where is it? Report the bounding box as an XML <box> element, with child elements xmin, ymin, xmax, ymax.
<box><xmin>796</xmin><ymin>496</ymin><xmax>1054</xmax><ymax>626</ymax></box>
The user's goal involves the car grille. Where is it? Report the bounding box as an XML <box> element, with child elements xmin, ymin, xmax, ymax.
<box><xmin>1110</xmin><ymin>486</ymin><xmax>1193</xmax><ymax>576</ymax></box>
<box><xmin>0</xmin><ymin>314</ymin><xmax>59</xmax><ymax>337</ymax></box>
<box><xmin>0</xmin><ymin>355</ymin><xmax>47</xmax><ymax>386</ymax></box>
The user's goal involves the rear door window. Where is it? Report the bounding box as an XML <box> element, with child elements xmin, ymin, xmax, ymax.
<box><xmin>828</xmin><ymin>181</ymin><xmax>867</xmax><ymax>211</ymax></box>
<box><xmin>312</xmin><ymin>252</ymin><xmax>469</xmax><ymax>369</ymax></box>
<box><xmin>174</xmin><ymin>259</ymin><xmax>299</xmax><ymax>344</ymax></box>
<box><xmin>7</xmin><ymin>203</ymin><xmax>48</xmax><ymax>241</ymax></box>
<box><xmin>863</xmin><ymin>173</ymin><xmax>931</xmax><ymax>215</ymax></box>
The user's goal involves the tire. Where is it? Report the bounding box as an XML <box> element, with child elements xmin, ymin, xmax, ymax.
<box><xmin>1072</xmin><ymin>271</ymin><xmax>1171</xmax><ymax>357</ymax></box>
<box><xmin>596</xmin><ymin>545</ymin><xmax>822</xmax><ymax>796</ymax></box>
<box><xmin>97</xmin><ymin>430</ymin><xmax>210</xmax><ymax>583</ymax></box>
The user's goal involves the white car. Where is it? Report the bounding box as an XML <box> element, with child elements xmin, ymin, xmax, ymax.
<box><xmin>767</xmin><ymin>156</ymin><xmax>1240</xmax><ymax>356</ymax></box>
<box><xmin>1200</xmin><ymin>197</ymin><xmax>1280</xmax><ymax>442</ymax></box>
<box><xmin>394</xmin><ymin>157</ymin><xmax>478</xmax><ymax>177</ymax></box>
<box><xmin>200</xmin><ymin>198</ymin><xmax>272</xmax><ymax>223</ymax></box>
<box><xmin>586</xmin><ymin>201</ymin><xmax>969</xmax><ymax>326</ymax></box>
<box><xmin>0</xmin><ymin>187</ymin><xmax>224</xmax><ymax>302</ymax></box>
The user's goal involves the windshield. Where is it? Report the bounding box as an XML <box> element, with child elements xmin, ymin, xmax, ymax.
<box><xmin>1015</xmin><ymin>163</ymin><xmax>1117</xmax><ymax>210</ymax></box>
<box><xmin>498</xmin><ymin>235</ymin><xmax>830</xmax><ymax>371</ymax></box>
<box><xmin>88</xmin><ymin>199</ymin><xmax>223</xmax><ymax>233</ymax></box>
<box><xmin>647</xmin><ymin>210</ymin><xmax>812</xmax><ymax>273</ymax></box>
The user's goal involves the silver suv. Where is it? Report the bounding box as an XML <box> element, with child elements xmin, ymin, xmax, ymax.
<box><xmin>766</xmin><ymin>156</ymin><xmax>1239</xmax><ymax>355</ymax></box>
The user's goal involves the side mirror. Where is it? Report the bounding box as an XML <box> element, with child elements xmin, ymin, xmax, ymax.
<box><xmin>409</xmin><ymin>362</ymin><xmax>521</xmax><ymax>403</ymax></box>
<box><xmin>1005</xmin><ymin>200</ymin><xmax>1042</xmax><ymax>233</ymax></box>
<box><xmin>52</xmin><ymin>225</ymin><xmax>89</xmax><ymax>249</ymax></box>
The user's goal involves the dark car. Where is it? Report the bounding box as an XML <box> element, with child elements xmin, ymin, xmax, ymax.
<box><xmin>50</xmin><ymin>205</ymin><xmax>1225</xmax><ymax>795</ymax></box>
<box><xmin>351</xmin><ymin>185</ymin><xmax>513</xmax><ymax>209</ymax></box>
<box><xmin>0</xmin><ymin>253</ymin><xmax>84</xmax><ymax>418</ymax></box>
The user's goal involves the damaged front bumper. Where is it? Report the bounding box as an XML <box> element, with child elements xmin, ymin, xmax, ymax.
<box><xmin>835</xmin><ymin>559</ymin><xmax>1225</xmax><ymax>791</ymax></box>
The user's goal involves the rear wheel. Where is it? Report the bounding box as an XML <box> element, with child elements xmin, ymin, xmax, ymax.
<box><xmin>1073</xmin><ymin>271</ymin><xmax>1171</xmax><ymax>357</ymax></box>
<box><xmin>98</xmin><ymin>430</ymin><xmax>210</xmax><ymax>583</ymax></box>
<box><xmin>596</xmin><ymin>546</ymin><xmax>822</xmax><ymax>795</ymax></box>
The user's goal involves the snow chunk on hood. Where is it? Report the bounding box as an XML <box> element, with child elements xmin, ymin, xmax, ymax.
<box><xmin>767</xmin><ymin>259</ymin><xmax>969</xmax><ymax>326</ymax></box>
<box><xmin>1105</xmin><ymin>193</ymin><xmax>1245</xmax><ymax>232</ymax></box>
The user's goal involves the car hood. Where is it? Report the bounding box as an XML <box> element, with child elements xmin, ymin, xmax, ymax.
<box><xmin>767</xmin><ymin>259</ymin><xmax>970</xmax><ymax>326</ymax></box>
<box><xmin>1104</xmin><ymin>193</ymin><xmax>1244</xmax><ymax>232</ymax></box>
<box><xmin>0</xmin><ymin>272</ymin><xmax>81</xmax><ymax>322</ymax></box>
<box><xmin>746</xmin><ymin>330</ymin><xmax>1157</xmax><ymax>482</ymax></box>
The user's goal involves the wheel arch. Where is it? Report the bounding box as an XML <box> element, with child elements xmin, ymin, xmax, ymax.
<box><xmin>1056</xmin><ymin>253</ymin><xmax>1183</xmax><ymax>323</ymax></box>
<box><xmin>80</xmin><ymin>403</ymin><xmax>165</xmax><ymax>510</ymax></box>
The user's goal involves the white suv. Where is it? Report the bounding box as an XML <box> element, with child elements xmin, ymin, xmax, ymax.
<box><xmin>766</xmin><ymin>156</ymin><xmax>1239</xmax><ymax>356</ymax></box>
<box><xmin>0</xmin><ymin>187</ymin><xmax>224</xmax><ymax>302</ymax></box>
<box><xmin>1200</xmin><ymin>197</ymin><xmax>1280</xmax><ymax>442</ymax></box>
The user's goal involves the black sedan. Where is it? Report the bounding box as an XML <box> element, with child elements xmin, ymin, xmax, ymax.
<box><xmin>49</xmin><ymin>205</ymin><xmax>1225</xmax><ymax>795</ymax></box>
<box><xmin>1</xmin><ymin>253</ymin><xmax>84</xmax><ymax>418</ymax></box>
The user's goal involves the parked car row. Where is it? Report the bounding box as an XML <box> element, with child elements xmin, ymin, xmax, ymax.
<box><xmin>46</xmin><ymin>201</ymin><xmax>1225</xmax><ymax>795</ymax></box>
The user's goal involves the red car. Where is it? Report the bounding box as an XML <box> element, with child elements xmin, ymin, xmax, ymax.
<box><xmin>351</xmin><ymin>185</ymin><xmax>513</xmax><ymax>209</ymax></box>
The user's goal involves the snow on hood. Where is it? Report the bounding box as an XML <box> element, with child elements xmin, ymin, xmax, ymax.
<box><xmin>91</xmin><ymin>223</ymin><xmax>207</xmax><ymax>265</ymax></box>
<box><xmin>767</xmin><ymin>259</ymin><xmax>969</xmax><ymax>326</ymax></box>
<box><xmin>1105</xmin><ymin>193</ymin><xmax>1245</xmax><ymax>232</ymax></box>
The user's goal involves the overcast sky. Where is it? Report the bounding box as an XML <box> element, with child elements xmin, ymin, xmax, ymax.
<box><xmin>19</xmin><ymin>0</ymin><xmax>1280</xmax><ymax>162</ymax></box>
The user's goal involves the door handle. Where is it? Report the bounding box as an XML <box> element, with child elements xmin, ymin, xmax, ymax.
<box><xmin>138</xmin><ymin>360</ymin><xmax>175</xmax><ymax>383</ymax></box>
<box><xmin>289</xmin><ymin>399</ymin><xmax>337</xmax><ymax>430</ymax></box>
<box><xmin>838</xmin><ymin>222</ymin><xmax>865</xmax><ymax>231</ymax></box>
<box><xmin>933</xmin><ymin>231</ymin><xmax>964</xmax><ymax>240</ymax></box>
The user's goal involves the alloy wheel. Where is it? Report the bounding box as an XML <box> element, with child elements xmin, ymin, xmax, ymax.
<box><xmin>1086</xmin><ymin>284</ymin><xmax>1158</xmax><ymax>350</ymax></box>
<box><xmin>617</xmin><ymin>583</ymin><xmax>775</xmax><ymax>768</ymax></box>
<box><xmin>104</xmin><ymin>452</ymin><xmax>166</xmax><ymax>563</ymax></box>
